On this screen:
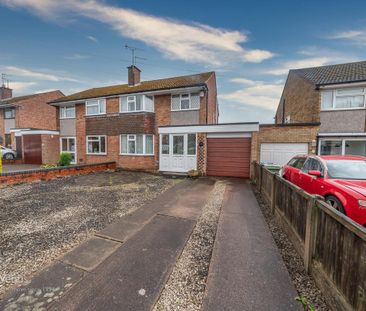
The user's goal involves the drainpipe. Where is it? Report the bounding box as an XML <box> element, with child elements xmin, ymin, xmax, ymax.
<box><xmin>282</xmin><ymin>99</ymin><xmax>286</xmax><ymax>124</ymax></box>
<box><xmin>204</xmin><ymin>85</ymin><xmax>209</xmax><ymax>124</ymax></box>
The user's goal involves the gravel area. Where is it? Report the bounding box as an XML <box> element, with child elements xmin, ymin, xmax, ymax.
<box><xmin>0</xmin><ymin>170</ymin><xmax>178</xmax><ymax>298</ymax></box>
<box><xmin>252</xmin><ymin>186</ymin><xmax>329</xmax><ymax>311</ymax></box>
<box><xmin>153</xmin><ymin>180</ymin><xmax>226</xmax><ymax>311</ymax></box>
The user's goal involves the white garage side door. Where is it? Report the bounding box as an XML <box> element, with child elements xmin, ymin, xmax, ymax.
<box><xmin>260</xmin><ymin>143</ymin><xmax>308</xmax><ymax>165</ymax></box>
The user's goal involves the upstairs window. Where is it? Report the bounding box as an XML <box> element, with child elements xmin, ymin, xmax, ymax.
<box><xmin>60</xmin><ymin>106</ymin><xmax>75</xmax><ymax>119</ymax></box>
<box><xmin>171</xmin><ymin>93</ymin><xmax>200</xmax><ymax>111</ymax></box>
<box><xmin>4</xmin><ymin>108</ymin><xmax>15</xmax><ymax>119</ymax></box>
<box><xmin>321</xmin><ymin>88</ymin><xmax>366</xmax><ymax>110</ymax></box>
<box><xmin>85</xmin><ymin>99</ymin><xmax>106</xmax><ymax>116</ymax></box>
<box><xmin>120</xmin><ymin>95</ymin><xmax>154</xmax><ymax>113</ymax></box>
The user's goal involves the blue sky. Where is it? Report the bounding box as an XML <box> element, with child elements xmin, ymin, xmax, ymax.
<box><xmin>0</xmin><ymin>0</ymin><xmax>366</xmax><ymax>123</ymax></box>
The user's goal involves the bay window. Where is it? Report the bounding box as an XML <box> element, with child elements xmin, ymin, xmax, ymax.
<box><xmin>321</xmin><ymin>88</ymin><xmax>366</xmax><ymax>110</ymax></box>
<box><xmin>86</xmin><ymin>99</ymin><xmax>106</xmax><ymax>115</ymax></box>
<box><xmin>87</xmin><ymin>136</ymin><xmax>106</xmax><ymax>154</ymax></box>
<box><xmin>171</xmin><ymin>93</ymin><xmax>200</xmax><ymax>111</ymax></box>
<box><xmin>120</xmin><ymin>134</ymin><xmax>154</xmax><ymax>155</ymax></box>
<box><xmin>60</xmin><ymin>106</ymin><xmax>75</xmax><ymax>119</ymax></box>
<box><xmin>120</xmin><ymin>95</ymin><xmax>154</xmax><ymax>112</ymax></box>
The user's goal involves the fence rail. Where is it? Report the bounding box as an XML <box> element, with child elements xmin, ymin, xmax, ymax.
<box><xmin>252</xmin><ymin>162</ymin><xmax>366</xmax><ymax>311</ymax></box>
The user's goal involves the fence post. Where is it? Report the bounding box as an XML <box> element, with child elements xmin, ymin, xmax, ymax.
<box><xmin>258</xmin><ymin>164</ymin><xmax>263</xmax><ymax>193</ymax></box>
<box><xmin>304</xmin><ymin>196</ymin><xmax>318</xmax><ymax>273</ymax></box>
<box><xmin>271</xmin><ymin>173</ymin><xmax>276</xmax><ymax>214</ymax></box>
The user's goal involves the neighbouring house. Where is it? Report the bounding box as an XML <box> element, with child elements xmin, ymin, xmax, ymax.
<box><xmin>257</xmin><ymin>61</ymin><xmax>366</xmax><ymax>165</ymax></box>
<box><xmin>49</xmin><ymin>66</ymin><xmax>259</xmax><ymax>177</ymax></box>
<box><xmin>0</xmin><ymin>87</ymin><xmax>64</xmax><ymax>164</ymax></box>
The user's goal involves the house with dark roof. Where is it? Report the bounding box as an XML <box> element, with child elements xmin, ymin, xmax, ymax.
<box><xmin>273</xmin><ymin>61</ymin><xmax>366</xmax><ymax>158</ymax></box>
<box><xmin>49</xmin><ymin>66</ymin><xmax>259</xmax><ymax>177</ymax></box>
<box><xmin>0</xmin><ymin>87</ymin><xmax>64</xmax><ymax>163</ymax></box>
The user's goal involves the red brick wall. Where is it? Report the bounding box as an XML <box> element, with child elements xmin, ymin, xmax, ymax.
<box><xmin>275</xmin><ymin>72</ymin><xmax>320</xmax><ymax>124</ymax></box>
<box><xmin>107</xmin><ymin>97</ymin><xmax>119</xmax><ymax>114</ymax></box>
<box><xmin>0</xmin><ymin>162</ymin><xmax>116</xmax><ymax>186</ymax></box>
<box><xmin>76</xmin><ymin>104</ymin><xmax>86</xmax><ymax>164</ymax></box>
<box><xmin>41</xmin><ymin>134</ymin><xmax>60</xmax><ymax>164</ymax></box>
<box><xmin>16</xmin><ymin>91</ymin><xmax>64</xmax><ymax>130</ymax></box>
<box><xmin>206</xmin><ymin>72</ymin><xmax>218</xmax><ymax>124</ymax></box>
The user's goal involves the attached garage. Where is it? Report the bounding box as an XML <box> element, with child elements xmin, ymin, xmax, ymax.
<box><xmin>260</xmin><ymin>143</ymin><xmax>308</xmax><ymax>166</ymax></box>
<box><xmin>158</xmin><ymin>123</ymin><xmax>259</xmax><ymax>178</ymax></box>
<box><xmin>207</xmin><ymin>137</ymin><xmax>251</xmax><ymax>178</ymax></box>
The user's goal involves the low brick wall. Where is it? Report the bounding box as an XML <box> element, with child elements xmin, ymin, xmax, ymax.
<box><xmin>0</xmin><ymin>162</ymin><xmax>116</xmax><ymax>185</ymax></box>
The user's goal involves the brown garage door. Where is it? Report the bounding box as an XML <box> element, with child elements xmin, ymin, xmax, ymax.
<box><xmin>23</xmin><ymin>134</ymin><xmax>42</xmax><ymax>164</ymax></box>
<box><xmin>207</xmin><ymin>137</ymin><xmax>251</xmax><ymax>178</ymax></box>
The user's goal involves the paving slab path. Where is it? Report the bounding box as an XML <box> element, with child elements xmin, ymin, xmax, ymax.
<box><xmin>202</xmin><ymin>179</ymin><xmax>301</xmax><ymax>311</ymax></box>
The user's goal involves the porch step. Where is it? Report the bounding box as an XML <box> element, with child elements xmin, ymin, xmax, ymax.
<box><xmin>161</xmin><ymin>171</ymin><xmax>188</xmax><ymax>177</ymax></box>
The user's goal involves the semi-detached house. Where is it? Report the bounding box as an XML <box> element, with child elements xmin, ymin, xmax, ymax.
<box><xmin>275</xmin><ymin>61</ymin><xmax>366</xmax><ymax>158</ymax></box>
<box><xmin>49</xmin><ymin>66</ymin><xmax>259</xmax><ymax>178</ymax></box>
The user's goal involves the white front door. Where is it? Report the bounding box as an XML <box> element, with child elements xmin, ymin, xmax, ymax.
<box><xmin>60</xmin><ymin>137</ymin><xmax>77</xmax><ymax>164</ymax></box>
<box><xmin>159</xmin><ymin>133</ymin><xmax>197</xmax><ymax>172</ymax></box>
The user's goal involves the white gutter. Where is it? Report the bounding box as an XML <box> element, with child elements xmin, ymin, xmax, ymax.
<box><xmin>318</xmin><ymin>132</ymin><xmax>366</xmax><ymax>137</ymax></box>
<box><xmin>159</xmin><ymin>123</ymin><xmax>259</xmax><ymax>134</ymax></box>
<box><xmin>318</xmin><ymin>82</ymin><xmax>366</xmax><ymax>89</ymax></box>
<box><xmin>10</xmin><ymin>129</ymin><xmax>59</xmax><ymax>136</ymax></box>
<box><xmin>50</xmin><ymin>86</ymin><xmax>205</xmax><ymax>106</ymax></box>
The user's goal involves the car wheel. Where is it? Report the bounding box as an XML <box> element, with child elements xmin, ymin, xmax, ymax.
<box><xmin>325</xmin><ymin>195</ymin><xmax>346</xmax><ymax>214</ymax></box>
<box><xmin>3</xmin><ymin>153</ymin><xmax>14</xmax><ymax>160</ymax></box>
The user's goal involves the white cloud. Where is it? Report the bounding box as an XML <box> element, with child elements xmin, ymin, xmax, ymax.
<box><xmin>0</xmin><ymin>0</ymin><xmax>274</xmax><ymax>66</ymax></box>
<box><xmin>87</xmin><ymin>35</ymin><xmax>98</xmax><ymax>43</ymax></box>
<box><xmin>266</xmin><ymin>57</ymin><xmax>333</xmax><ymax>75</ymax></box>
<box><xmin>64</xmin><ymin>54</ymin><xmax>90</xmax><ymax>60</ymax></box>
<box><xmin>328</xmin><ymin>30</ymin><xmax>366</xmax><ymax>45</ymax></box>
<box><xmin>219</xmin><ymin>78</ymin><xmax>284</xmax><ymax>110</ymax></box>
<box><xmin>9</xmin><ymin>81</ymin><xmax>37</xmax><ymax>92</ymax></box>
<box><xmin>2</xmin><ymin>66</ymin><xmax>79</xmax><ymax>82</ymax></box>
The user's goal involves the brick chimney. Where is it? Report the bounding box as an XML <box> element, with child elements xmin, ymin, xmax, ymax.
<box><xmin>128</xmin><ymin>65</ymin><xmax>141</xmax><ymax>86</ymax></box>
<box><xmin>0</xmin><ymin>85</ymin><xmax>12</xmax><ymax>100</ymax></box>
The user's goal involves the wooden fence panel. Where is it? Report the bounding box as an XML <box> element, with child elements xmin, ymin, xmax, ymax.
<box><xmin>261</xmin><ymin>168</ymin><xmax>273</xmax><ymax>204</ymax></box>
<box><xmin>274</xmin><ymin>176</ymin><xmax>308</xmax><ymax>243</ymax></box>
<box><xmin>313</xmin><ymin>200</ymin><xmax>366</xmax><ymax>310</ymax></box>
<box><xmin>252</xmin><ymin>162</ymin><xmax>366</xmax><ymax>311</ymax></box>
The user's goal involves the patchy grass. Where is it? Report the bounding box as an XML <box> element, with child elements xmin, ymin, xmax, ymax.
<box><xmin>0</xmin><ymin>170</ymin><xmax>178</xmax><ymax>298</ymax></box>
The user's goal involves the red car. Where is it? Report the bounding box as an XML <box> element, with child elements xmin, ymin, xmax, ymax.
<box><xmin>281</xmin><ymin>155</ymin><xmax>366</xmax><ymax>227</ymax></box>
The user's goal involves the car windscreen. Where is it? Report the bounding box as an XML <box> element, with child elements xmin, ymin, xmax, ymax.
<box><xmin>326</xmin><ymin>160</ymin><xmax>366</xmax><ymax>179</ymax></box>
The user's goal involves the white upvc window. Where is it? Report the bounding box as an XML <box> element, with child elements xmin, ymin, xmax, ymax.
<box><xmin>85</xmin><ymin>98</ymin><xmax>106</xmax><ymax>116</ymax></box>
<box><xmin>321</xmin><ymin>88</ymin><xmax>366</xmax><ymax>110</ymax></box>
<box><xmin>86</xmin><ymin>135</ymin><xmax>107</xmax><ymax>154</ymax></box>
<box><xmin>120</xmin><ymin>134</ymin><xmax>154</xmax><ymax>155</ymax></box>
<box><xmin>60</xmin><ymin>106</ymin><xmax>75</xmax><ymax>119</ymax></box>
<box><xmin>319</xmin><ymin>138</ymin><xmax>366</xmax><ymax>156</ymax></box>
<box><xmin>171</xmin><ymin>93</ymin><xmax>200</xmax><ymax>111</ymax></box>
<box><xmin>120</xmin><ymin>95</ymin><xmax>154</xmax><ymax>113</ymax></box>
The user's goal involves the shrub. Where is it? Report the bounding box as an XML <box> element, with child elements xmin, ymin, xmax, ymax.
<box><xmin>58</xmin><ymin>152</ymin><xmax>73</xmax><ymax>167</ymax></box>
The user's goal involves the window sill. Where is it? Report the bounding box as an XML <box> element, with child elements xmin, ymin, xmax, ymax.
<box><xmin>120</xmin><ymin>153</ymin><xmax>154</xmax><ymax>157</ymax></box>
<box><xmin>321</xmin><ymin>107</ymin><xmax>366</xmax><ymax>112</ymax></box>
<box><xmin>119</xmin><ymin>111</ymin><xmax>155</xmax><ymax>114</ymax></box>
<box><xmin>171</xmin><ymin>108</ymin><xmax>200</xmax><ymax>112</ymax></box>
<box><xmin>85</xmin><ymin>113</ymin><xmax>107</xmax><ymax>117</ymax></box>
<box><xmin>86</xmin><ymin>153</ymin><xmax>107</xmax><ymax>155</ymax></box>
